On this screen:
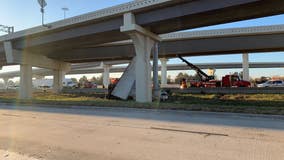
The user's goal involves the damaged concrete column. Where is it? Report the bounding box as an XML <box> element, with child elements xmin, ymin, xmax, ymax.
<box><xmin>120</xmin><ymin>13</ymin><xmax>161</xmax><ymax>103</ymax></box>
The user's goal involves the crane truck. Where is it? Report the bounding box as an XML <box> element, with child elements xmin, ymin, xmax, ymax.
<box><xmin>177</xmin><ymin>55</ymin><xmax>251</xmax><ymax>88</ymax></box>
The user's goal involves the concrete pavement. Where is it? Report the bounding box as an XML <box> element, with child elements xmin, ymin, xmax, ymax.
<box><xmin>0</xmin><ymin>104</ymin><xmax>284</xmax><ymax>160</ymax></box>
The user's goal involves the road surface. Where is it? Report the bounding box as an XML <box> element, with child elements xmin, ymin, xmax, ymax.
<box><xmin>0</xmin><ymin>104</ymin><xmax>283</xmax><ymax>160</ymax></box>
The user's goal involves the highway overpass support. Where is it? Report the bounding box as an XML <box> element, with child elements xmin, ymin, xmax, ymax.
<box><xmin>103</xmin><ymin>64</ymin><xmax>111</xmax><ymax>88</ymax></box>
<box><xmin>53</xmin><ymin>70</ymin><xmax>67</xmax><ymax>93</ymax></box>
<box><xmin>160</xmin><ymin>58</ymin><xmax>168</xmax><ymax>86</ymax></box>
<box><xmin>2</xmin><ymin>77</ymin><xmax>9</xmax><ymax>89</ymax></box>
<box><xmin>115</xmin><ymin>13</ymin><xmax>161</xmax><ymax>103</ymax></box>
<box><xmin>3</xmin><ymin>41</ymin><xmax>70</xmax><ymax>99</ymax></box>
<box><xmin>242</xmin><ymin>53</ymin><xmax>250</xmax><ymax>81</ymax></box>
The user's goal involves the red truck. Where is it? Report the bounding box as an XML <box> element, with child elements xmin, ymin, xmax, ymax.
<box><xmin>190</xmin><ymin>74</ymin><xmax>251</xmax><ymax>88</ymax></box>
<box><xmin>178</xmin><ymin>55</ymin><xmax>251</xmax><ymax>88</ymax></box>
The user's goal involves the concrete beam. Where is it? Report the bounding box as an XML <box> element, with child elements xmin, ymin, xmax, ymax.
<box><xmin>1</xmin><ymin>62</ymin><xmax>284</xmax><ymax>79</ymax></box>
<box><xmin>7</xmin><ymin>0</ymin><xmax>284</xmax><ymax>54</ymax></box>
<box><xmin>52</xmin><ymin>33</ymin><xmax>284</xmax><ymax>62</ymax></box>
<box><xmin>120</xmin><ymin>13</ymin><xmax>161</xmax><ymax>41</ymax></box>
<box><xmin>4</xmin><ymin>41</ymin><xmax>70</xmax><ymax>70</ymax></box>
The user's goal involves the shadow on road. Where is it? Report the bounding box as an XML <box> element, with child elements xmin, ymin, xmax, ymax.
<box><xmin>0</xmin><ymin>104</ymin><xmax>284</xmax><ymax>130</ymax></box>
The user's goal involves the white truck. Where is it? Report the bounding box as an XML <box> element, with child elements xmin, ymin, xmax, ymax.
<box><xmin>33</xmin><ymin>78</ymin><xmax>77</xmax><ymax>89</ymax></box>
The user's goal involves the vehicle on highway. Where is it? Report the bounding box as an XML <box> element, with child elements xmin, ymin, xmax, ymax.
<box><xmin>257</xmin><ymin>80</ymin><xmax>284</xmax><ymax>87</ymax></box>
<box><xmin>83</xmin><ymin>82</ymin><xmax>98</xmax><ymax>88</ymax></box>
<box><xmin>64</xmin><ymin>81</ymin><xmax>78</xmax><ymax>88</ymax></box>
<box><xmin>160</xmin><ymin>91</ymin><xmax>169</xmax><ymax>101</ymax></box>
<box><xmin>178</xmin><ymin>55</ymin><xmax>251</xmax><ymax>88</ymax></box>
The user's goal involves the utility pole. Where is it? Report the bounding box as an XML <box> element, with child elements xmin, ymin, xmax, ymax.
<box><xmin>0</xmin><ymin>24</ymin><xmax>14</xmax><ymax>34</ymax></box>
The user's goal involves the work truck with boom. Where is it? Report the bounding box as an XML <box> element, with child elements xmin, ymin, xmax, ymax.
<box><xmin>177</xmin><ymin>55</ymin><xmax>251</xmax><ymax>88</ymax></box>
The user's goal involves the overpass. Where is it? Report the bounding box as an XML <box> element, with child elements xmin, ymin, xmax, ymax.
<box><xmin>1</xmin><ymin>0</ymin><xmax>284</xmax><ymax>102</ymax></box>
<box><xmin>1</xmin><ymin>62</ymin><xmax>283</xmax><ymax>87</ymax></box>
<box><xmin>1</xmin><ymin>62</ymin><xmax>284</xmax><ymax>78</ymax></box>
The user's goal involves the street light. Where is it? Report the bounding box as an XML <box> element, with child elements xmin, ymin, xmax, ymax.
<box><xmin>37</xmin><ymin>0</ymin><xmax>51</xmax><ymax>28</ymax></box>
<box><xmin>0</xmin><ymin>24</ymin><xmax>14</xmax><ymax>34</ymax></box>
<box><xmin>62</xmin><ymin>7</ymin><xmax>69</xmax><ymax>19</ymax></box>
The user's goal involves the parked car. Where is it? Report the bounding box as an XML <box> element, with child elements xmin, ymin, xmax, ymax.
<box><xmin>257</xmin><ymin>80</ymin><xmax>284</xmax><ymax>87</ymax></box>
<box><xmin>84</xmin><ymin>82</ymin><xmax>97</xmax><ymax>88</ymax></box>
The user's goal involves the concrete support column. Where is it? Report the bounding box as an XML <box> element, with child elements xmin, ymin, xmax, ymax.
<box><xmin>152</xmin><ymin>43</ymin><xmax>160</xmax><ymax>99</ymax></box>
<box><xmin>19</xmin><ymin>64</ymin><xmax>33</xmax><ymax>99</ymax></box>
<box><xmin>103</xmin><ymin>64</ymin><xmax>111</xmax><ymax>88</ymax></box>
<box><xmin>53</xmin><ymin>70</ymin><xmax>66</xmax><ymax>93</ymax></box>
<box><xmin>242</xmin><ymin>53</ymin><xmax>250</xmax><ymax>81</ymax></box>
<box><xmin>160</xmin><ymin>58</ymin><xmax>168</xmax><ymax>86</ymax></box>
<box><xmin>130</xmin><ymin>33</ymin><xmax>154</xmax><ymax>102</ymax></box>
<box><xmin>3</xmin><ymin>78</ymin><xmax>9</xmax><ymax>89</ymax></box>
<box><xmin>120</xmin><ymin>12</ymin><xmax>161</xmax><ymax>102</ymax></box>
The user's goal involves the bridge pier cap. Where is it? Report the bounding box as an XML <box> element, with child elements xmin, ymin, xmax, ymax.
<box><xmin>120</xmin><ymin>12</ymin><xmax>161</xmax><ymax>103</ymax></box>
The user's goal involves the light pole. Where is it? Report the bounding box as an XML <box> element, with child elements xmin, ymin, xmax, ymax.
<box><xmin>62</xmin><ymin>7</ymin><xmax>69</xmax><ymax>19</ymax></box>
<box><xmin>0</xmin><ymin>25</ymin><xmax>14</xmax><ymax>34</ymax></box>
<box><xmin>37</xmin><ymin>0</ymin><xmax>51</xmax><ymax>28</ymax></box>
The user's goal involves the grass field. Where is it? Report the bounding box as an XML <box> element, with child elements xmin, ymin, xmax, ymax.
<box><xmin>0</xmin><ymin>91</ymin><xmax>283</xmax><ymax>115</ymax></box>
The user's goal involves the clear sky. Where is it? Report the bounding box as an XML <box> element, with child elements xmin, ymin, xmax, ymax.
<box><xmin>0</xmin><ymin>0</ymin><xmax>284</xmax><ymax>81</ymax></box>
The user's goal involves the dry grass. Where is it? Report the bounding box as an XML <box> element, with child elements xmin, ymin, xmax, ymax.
<box><xmin>0</xmin><ymin>91</ymin><xmax>283</xmax><ymax>115</ymax></box>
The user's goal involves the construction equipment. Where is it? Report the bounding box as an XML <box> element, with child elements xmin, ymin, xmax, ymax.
<box><xmin>178</xmin><ymin>55</ymin><xmax>215</xmax><ymax>82</ymax></box>
<box><xmin>177</xmin><ymin>55</ymin><xmax>251</xmax><ymax>88</ymax></box>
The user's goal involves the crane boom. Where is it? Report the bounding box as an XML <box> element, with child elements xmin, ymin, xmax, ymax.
<box><xmin>177</xmin><ymin>55</ymin><xmax>214</xmax><ymax>81</ymax></box>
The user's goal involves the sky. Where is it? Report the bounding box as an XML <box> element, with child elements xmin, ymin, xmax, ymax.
<box><xmin>0</xmin><ymin>0</ymin><xmax>284</xmax><ymax>81</ymax></box>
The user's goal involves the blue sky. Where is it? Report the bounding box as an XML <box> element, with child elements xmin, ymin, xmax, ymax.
<box><xmin>0</xmin><ymin>0</ymin><xmax>284</xmax><ymax>80</ymax></box>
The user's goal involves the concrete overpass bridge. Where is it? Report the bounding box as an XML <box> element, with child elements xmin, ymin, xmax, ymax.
<box><xmin>0</xmin><ymin>0</ymin><xmax>284</xmax><ymax>102</ymax></box>
<box><xmin>1</xmin><ymin>62</ymin><xmax>283</xmax><ymax>87</ymax></box>
<box><xmin>1</xmin><ymin>62</ymin><xmax>284</xmax><ymax>78</ymax></box>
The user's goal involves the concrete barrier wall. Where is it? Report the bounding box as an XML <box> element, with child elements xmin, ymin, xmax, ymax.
<box><xmin>62</xmin><ymin>88</ymin><xmax>108</xmax><ymax>94</ymax></box>
<box><xmin>165</xmin><ymin>87</ymin><xmax>284</xmax><ymax>94</ymax></box>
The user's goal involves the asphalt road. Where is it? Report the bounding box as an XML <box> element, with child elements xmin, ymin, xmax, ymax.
<box><xmin>0</xmin><ymin>104</ymin><xmax>283</xmax><ymax>160</ymax></box>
